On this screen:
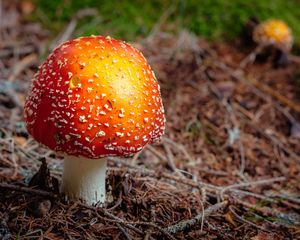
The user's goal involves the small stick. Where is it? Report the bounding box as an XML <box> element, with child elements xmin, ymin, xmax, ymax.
<box><xmin>246</xmin><ymin>74</ymin><xmax>300</xmax><ymax>113</ymax></box>
<box><xmin>116</xmin><ymin>223</ymin><xmax>132</xmax><ymax>240</ymax></box>
<box><xmin>229</xmin><ymin>205</ymin><xmax>271</xmax><ymax>232</ymax></box>
<box><xmin>129</xmin><ymin>150</ymin><xmax>142</xmax><ymax>165</ymax></box>
<box><xmin>132</xmin><ymin>221</ymin><xmax>177</xmax><ymax>240</ymax></box>
<box><xmin>239</xmin><ymin>45</ymin><xmax>263</xmax><ymax>68</ymax></box>
<box><xmin>0</xmin><ymin>45</ymin><xmax>35</xmax><ymax>58</ymax></box>
<box><xmin>146</xmin><ymin>145</ymin><xmax>186</xmax><ymax>176</ymax></box>
<box><xmin>8</xmin><ymin>54</ymin><xmax>38</xmax><ymax>81</ymax></box>
<box><xmin>145</xmin><ymin>6</ymin><xmax>175</xmax><ymax>42</ymax></box>
<box><xmin>220</xmin><ymin>176</ymin><xmax>286</xmax><ymax>200</ymax></box>
<box><xmin>163</xmin><ymin>137</ymin><xmax>195</xmax><ymax>163</ymax></box>
<box><xmin>50</xmin><ymin>8</ymin><xmax>98</xmax><ymax>50</ymax></box>
<box><xmin>162</xmin><ymin>142</ymin><xmax>184</xmax><ymax>177</ymax></box>
<box><xmin>79</xmin><ymin>203</ymin><xmax>144</xmax><ymax>236</ymax></box>
<box><xmin>145</xmin><ymin>145</ymin><xmax>168</xmax><ymax>162</ymax></box>
<box><xmin>0</xmin><ymin>182</ymin><xmax>56</xmax><ymax>198</ymax></box>
<box><xmin>165</xmin><ymin>201</ymin><xmax>228</xmax><ymax>234</ymax></box>
<box><xmin>229</xmin><ymin>189</ymin><xmax>278</xmax><ymax>203</ymax></box>
<box><xmin>109</xmin><ymin>158</ymin><xmax>220</xmax><ymax>192</ymax></box>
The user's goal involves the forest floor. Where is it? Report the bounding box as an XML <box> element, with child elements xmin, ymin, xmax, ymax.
<box><xmin>0</xmin><ymin>2</ymin><xmax>300</xmax><ymax>240</ymax></box>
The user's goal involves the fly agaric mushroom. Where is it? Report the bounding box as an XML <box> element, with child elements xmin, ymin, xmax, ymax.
<box><xmin>253</xmin><ymin>19</ymin><xmax>293</xmax><ymax>51</ymax></box>
<box><xmin>24</xmin><ymin>35</ymin><xmax>165</xmax><ymax>205</ymax></box>
<box><xmin>240</xmin><ymin>19</ymin><xmax>293</xmax><ymax>67</ymax></box>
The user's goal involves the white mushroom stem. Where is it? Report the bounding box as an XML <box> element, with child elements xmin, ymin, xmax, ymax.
<box><xmin>61</xmin><ymin>156</ymin><xmax>107</xmax><ymax>205</ymax></box>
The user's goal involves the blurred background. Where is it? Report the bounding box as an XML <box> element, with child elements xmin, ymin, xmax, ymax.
<box><xmin>15</xmin><ymin>0</ymin><xmax>300</xmax><ymax>43</ymax></box>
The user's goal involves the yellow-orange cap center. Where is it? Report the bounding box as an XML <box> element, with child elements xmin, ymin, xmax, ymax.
<box><xmin>253</xmin><ymin>19</ymin><xmax>293</xmax><ymax>50</ymax></box>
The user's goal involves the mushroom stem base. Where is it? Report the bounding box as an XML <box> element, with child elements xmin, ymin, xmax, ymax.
<box><xmin>61</xmin><ymin>156</ymin><xmax>107</xmax><ymax>205</ymax></box>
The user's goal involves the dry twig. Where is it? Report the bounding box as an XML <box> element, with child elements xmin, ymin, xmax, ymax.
<box><xmin>165</xmin><ymin>201</ymin><xmax>228</xmax><ymax>234</ymax></box>
<box><xmin>220</xmin><ymin>177</ymin><xmax>286</xmax><ymax>201</ymax></box>
<box><xmin>0</xmin><ymin>182</ymin><xmax>56</xmax><ymax>198</ymax></box>
<box><xmin>50</xmin><ymin>8</ymin><xmax>98</xmax><ymax>50</ymax></box>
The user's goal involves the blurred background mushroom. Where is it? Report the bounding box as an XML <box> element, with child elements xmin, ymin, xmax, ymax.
<box><xmin>240</xmin><ymin>18</ymin><xmax>294</xmax><ymax>67</ymax></box>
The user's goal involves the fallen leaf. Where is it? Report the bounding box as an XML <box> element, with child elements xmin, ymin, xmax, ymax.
<box><xmin>224</xmin><ymin>211</ymin><xmax>237</xmax><ymax>227</ymax></box>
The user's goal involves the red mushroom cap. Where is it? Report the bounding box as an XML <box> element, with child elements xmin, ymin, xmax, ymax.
<box><xmin>24</xmin><ymin>36</ymin><xmax>165</xmax><ymax>158</ymax></box>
